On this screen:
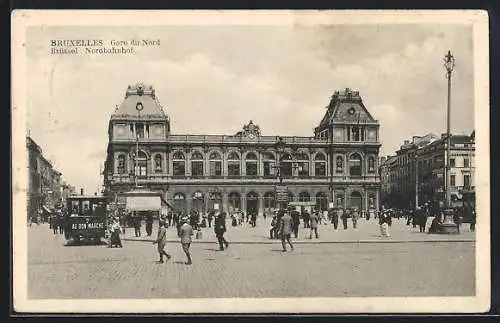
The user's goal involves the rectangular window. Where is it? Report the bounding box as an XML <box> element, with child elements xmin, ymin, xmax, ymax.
<box><xmin>172</xmin><ymin>161</ymin><xmax>185</xmax><ymax>176</ymax></box>
<box><xmin>228</xmin><ymin>163</ymin><xmax>240</xmax><ymax>176</ymax></box>
<box><xmin>191</xmin><ymin>161</ymin><xmax>204</xmax><ymax>177</ymax></box>
<box><xmin>136</xmin><ymin>124</ymin><xmax>145</xmax><ymax>139</ymax></box>
<box><xmin>263</xmin><ymin>161</ymin><xmax>274</xmax><ymax>177</ymax></box>
<box><xmin>464</xmin><ymin>158</ymin><xmax>470</xmax><ymax>168</ymax></box>
<box><xmin>450</xmin><ymin>174</ymin><xmax>456</xmax><ymax>187</ymax></box>
<box><xmin>297</xmin><ymin>162</ymin><xmax>309</xmax><ymax>177</ymax></box>
<box><xmin>209</xmin><ymin>161</ymin><xmax>222</xmax><ymax>176</ymax></box>
<box><xmin>449</xmin><ymin>158</ymin><xmax>455</xmax><ymax>167</ymax></box>
<box><xmin>315</xmin><ymin>162</ymin><xmax>326</xmax><ymax>176</ymax></box>
<box><xmin>464</xmin><ymin>174</ymin><xmax>471</xmax><ymax>188</ymax></box>
<box><xmin>246</xmin><ymin>162</ymin><xmax>258</xmax><ymax>176</ymax></box>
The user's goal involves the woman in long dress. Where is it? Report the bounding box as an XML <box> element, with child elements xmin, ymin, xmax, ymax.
<box><xmin>379</xmin><ymin>207</ymin><xmax>391</xmax><ymax>237</ymax></box>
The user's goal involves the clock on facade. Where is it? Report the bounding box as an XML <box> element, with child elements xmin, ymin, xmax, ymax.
<box><xmin>348</xmin><ymin>107</ymin><xmax>356</xmax><ymax>115</ymax></box>
<box><xmin>248</xmin><ymin>133</ymin><xmax>255</xmax><ymax>139</ymax></box>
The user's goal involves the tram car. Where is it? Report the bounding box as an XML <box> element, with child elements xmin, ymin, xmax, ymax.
<box><xmin>64</xmin><ymin>195</ymin><xmax>108</xmax><ymax>244</ymax></box>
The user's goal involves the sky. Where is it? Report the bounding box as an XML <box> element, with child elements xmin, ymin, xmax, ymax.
<box><xmin>25</xmin><ymin>23</ymin><xmax>474</xmax><ymax>194</ymax></box>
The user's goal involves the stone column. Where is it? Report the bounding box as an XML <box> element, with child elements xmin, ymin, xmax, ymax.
<box><xmin>258</xmin><ymin>151</ymin><xmax>263</xmax><ymax>177</ymax></box>
<box><xmin>375</xmin><ymin>189</ymin><xmax>380</xmax><ymax>212</ymax></box>
<box><xmin>258</xmin><ymin>195</ymin><xmax>264</xmax><ymax>217</ymax></box>
<box><xmin>223</xmin><ymin>151</ymin><xmax>228</xmax><ymax>177</ymax></box>
<box><xmin>222</xmin><ymin>191</ymin><xmax>229</xmax><ymax>213</ymax></box>
<box><xmin>241</xmin><ymin>194</ymin><xmax>247</xmax><ymax>214</ymax></box>
<box><xmin>186</xmin><ymin>152</ymin><xmax>191</xmax><ymax>177</ymax></box>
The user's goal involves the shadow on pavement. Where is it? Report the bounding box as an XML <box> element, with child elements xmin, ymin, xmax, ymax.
<box><xmin>64</xmin><ymin>239</ymin><xmax>108</xmax><ymax>247</ymax></box>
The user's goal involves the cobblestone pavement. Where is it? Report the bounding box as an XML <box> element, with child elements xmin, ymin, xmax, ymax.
<box><xmin>121</xmin><ymin>217</ymin><xmax>475</xmax><ymax>243</ymax></box>
<box><xmin>27</xmin><ymin>222</ymin><xmax>475</xmax><ymax>299</ymax></box>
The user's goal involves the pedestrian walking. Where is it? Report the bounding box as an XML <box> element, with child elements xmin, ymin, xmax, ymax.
<box><xmin>109</xmin><ymin>217</ymin><xmax>123</xmax><ymax>248</ymax></box>
<box><xmin>57</xmin><ymin>213</ymin><xmax>65</xmax><ymax>234</ymax></box>
<box><xmin>51</xmin><ymin>214</ymin><xmax>58</xmax><ymax>234</ymax></box>
<box><xmin>214</xmin><ymin>212</ymin><xmax>229</xmax><ymax>250</ymax></box>
<box><xmin>415</xmin><ymin>206</ymin><xmax>427</xmax><ymax>233</ymax></box>
<box><xmin>453</xmin><ymin>208</ymin><xmax>462</xmax><ymax>233</ymax></box>
<box><xmin>270</xmin><ymin>215</ymin><xmax>278</xmax><ymax>239</ymax></box>
<box><xmin>309</xmin><ymin>209</ymin><xmax>319</xmax><ymax>239</ymax></box>
<box><xmin>291</xmin><ymin>208</ymin><xmax>300</xmax><ymax>238</ymax></box>
<box><xmin>470</xmin><ymin>209</ymin><xmax>476</xmax><ymax>232</ymax></box>
<box><xmin>331</xmin><ymin>207</ymin><xmax>340</xmax><ymax>230</ymax></box>
<box><xmin>178</xmin><ymin>216</ymin><xmax>193</xmax><ymax>265</ymax></box>
<box><xmin>133</xmin><ymin>212</ymin><xmax>141</xmax><ymax>237</ymax></box>
<box><xmin>351</xmin><ymin>207</ymin><xmax>359</xmax><ymax>229</ymax></box>
<box><xmin>379</xmin><ymin>207</ymin><xmax>391</xmax><ymax>237</ymax></box>
<box><xmin>207</xmin><ymin>210</ymin><xmax>214</xmax><ymax>228</ymax></box>
<box><xmin>250</xmin><ymin>211</ymin><xmax>257</xmax><ymax>227</ymax></box>
<box><xmin>341</xmin><ymin>208</ymin><xmax>349</xmax><ymax>230</ymax></box>
<box><xmin>279</xmin><ymin>210</ymin><xmax>294</xmax><ymax>252</ymax></box>
<box><xmin>146</xmin><ymin>213</ymin><xmax>153</xmax><ymax>237</ymax></box>
<box><xmin>153</xmin><ymin>220</ymin><xmax>171</xmax><ymax>263</ymax></box>
<box><xmin>166</xmin><ymin>212</ymin><xmax>173</xmax><ymax>227</ymax></box>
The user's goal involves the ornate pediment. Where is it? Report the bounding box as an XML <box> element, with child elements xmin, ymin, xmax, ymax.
<box><xmin>234</xmin><ymin>120</ymin><xmax>261</xmax><ymax>139</ymax></box>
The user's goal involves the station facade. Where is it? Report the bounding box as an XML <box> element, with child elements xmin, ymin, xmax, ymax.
<box><xmin>103</xmin><ymin>83</ymin><xmax>381</xmax><ymax>216</ymax></box>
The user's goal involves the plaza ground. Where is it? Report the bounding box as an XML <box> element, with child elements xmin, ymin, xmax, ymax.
<box><xmin>27</xmin><ymin>217</ymin><xmax>475</xmax><ymax>299</ymax></box>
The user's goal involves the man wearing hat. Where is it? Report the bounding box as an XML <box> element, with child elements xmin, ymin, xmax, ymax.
<box><xmin>178</xmin><ymin>215</ymin><xmax>194</xmax><ymax>265</ymax></box>
<box><xmin>153</xmin><ymin>220</ymin><xmax>171</xmax><ymax>263</ymax></box>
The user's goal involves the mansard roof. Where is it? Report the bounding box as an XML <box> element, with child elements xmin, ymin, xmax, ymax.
<box><xmin>110</xmin><ymin>83</ymin><xmax>168</xmax><ymax>121</ymax></box>
<box><xmin>317</xmin><ymin>88</ymin><xmax>378</xmax><ymax>129</ymax></box>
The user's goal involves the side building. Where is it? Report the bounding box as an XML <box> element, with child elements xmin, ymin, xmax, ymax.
<box><xmin>27</xmin><ymin>136</ymin><xmax>76</xmax><ymax>220</ymax></box>
<box><xmin>380</xmin><ymin>132</ymin><xmax>475</xmax><ymax>213</ymax></box>
<box><xmin>103</xmin><ymin>84</ymin><xmax>381</xmax><ymax>216</ymax></box>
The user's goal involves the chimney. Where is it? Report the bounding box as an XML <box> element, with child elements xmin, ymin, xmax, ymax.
<box><xmin>80</xmin><ymin>188</ymin><xmax>84</xmax><ymax>196</ymax></box>
<box><xmin>404</xmin><ymin>140</ymin><xmax>410</xmax><ymax>145</ymax></box>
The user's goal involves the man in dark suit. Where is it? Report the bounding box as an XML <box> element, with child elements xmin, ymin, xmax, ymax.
<box><xmin>280</xmin><ymin>211</ymin><xmax>294</xmax><ymax>252</ymax></box>
<box><xmin>290</xmin><ymin>208</ymin><xmax>301</xmax><ymax>238</ymax></box>
<box><xmin>214</xmin><ymin>212</ymin><xmax>229</xmax><ymax>251</ymax></box>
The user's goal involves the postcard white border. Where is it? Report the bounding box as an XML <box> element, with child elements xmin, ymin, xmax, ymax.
<box><xmin>11</xmin><ymin>10</ymin><xmax>490</xmax><ymax>313</ymax></box>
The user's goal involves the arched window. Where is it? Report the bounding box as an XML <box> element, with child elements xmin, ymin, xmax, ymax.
<box><xmin>368</xmin><ymin>156</ymin><xmax>376</xmax><ymax>173</ymax></box>
<box><xmin>316</xmin><ymin>192</ymin><xmax>328</xmax><ymax>212</ymax></box>
<box><xmin>263</xmin><ymin>152</ymin><xmax>276</xmax><ymax>177</ymax></box>
<box><xmin>191</xmin><ymin>151</ymin><xmax>204</xmax><ymax>177</ymax></box>
<box><xmin>280</xmin><ymin>152</ymin><xmax>293</xmax><ymax>177</ymax></box>
<box><xmin>173</xmin><ymin>192</ymin><xmax>187</xmax><ymax>214</ymax></box>
<box><xmin>154</xmin><ymin>154</ymin><xmax>163</xmax><ymax>173</ymax></box>
<box><xmin>349</xmin><ymin>153</ymin><xmax>362</xmax><ymax>176</ymax></box>
<box><xmin>209</xmin><ymin>151</ymin><xmax>222</xmax><ymax>177</ymax></box>
<box><xmin>135</xmin><ymin>151</ymin><xmax>147</xmax><ymax>178</ymax></box>
<box><xmin>246</xmin><ymin>191</ymin><xmax>259</xmax><ymax>214</ymax></box>
<box><xmin>228</xmin><ymin>151</ymin><xmax>240</xmax><ymax>177</ymax></box>
<box><xmin>315</xmin><ymin>153</ymin><xmax>327</xmax><ymax>177</ymax></box>
<box><xmin>192</xmin><ymin>191</ymin><xmax>204</xmax><ymax>213</ymax></box>
<box><xmin>117</xmin><ymin>154</ymin><xmax>126</xmax><ymax>174</ymax></box>
<box><xmin>172</xmin><ymin>151</ymin><xmax>185</xmax><ymax>177</ymax></box>
<box><xmin>295</xmin><ymin>152</ymin><xmax>309</xmax><ymax>177</ymax></box>
<box><xmin>336</xmin><ymin>155</ymin><xmax>344</xmax><ymax>173</ymax></box>
<box><xmin>298</xmin><ymin>191</ymin><xmax>310</xmax><ymax>202</ymax></box>
<box><xmin>349</xmin><ymin>191</ymin><xmax>363</xmax><ymax>210</ymax></box>
<box><xmin>228</xmin><ymin>192</ymin><xmax>241</xmax><ymax>213</ymax></box>
<box><xmin>245</xmin><ymin>152</ymin><xmax>258</xmax><ymax>177</ymax></box>
<box><xmin>263</xmin><ymin>191</ymin><xmax>275</xmax><ymax>214</ymax></box>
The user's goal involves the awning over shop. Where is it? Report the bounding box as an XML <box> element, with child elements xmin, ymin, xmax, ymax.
<box><xmin>126</xmin><ymin>196</ymin><xmax>162</xmax><ymax>211</ymax></box>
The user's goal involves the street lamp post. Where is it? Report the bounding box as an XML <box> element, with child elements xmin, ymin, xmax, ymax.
<box><xmin>439</xmin><ymin>50</ymin><xmax>459</xmax><ymax>234</ymax></box>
